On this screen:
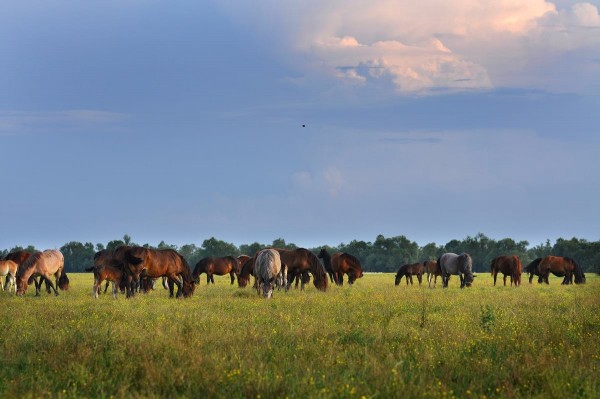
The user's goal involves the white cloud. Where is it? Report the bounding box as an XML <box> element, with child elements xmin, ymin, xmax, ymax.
<box><xmin>216</xmin><ymin>1</ymin><xmax>600</xmax><ymax>95</ymax></box>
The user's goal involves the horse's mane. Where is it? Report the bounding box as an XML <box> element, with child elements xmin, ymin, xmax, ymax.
<box><xmin>178</xmin><ymin>254</ymin><xmax>193</xmax><ymax>282</ymax></box>
<box><xmin>16</xmin><ymin>251</ymin><xmax>43</xmax><ymax>278</ymax></box>
<box><xmin>341</xmin><ymin>253</ymin><xmax>361</xmax><ymax>267</ymax></box>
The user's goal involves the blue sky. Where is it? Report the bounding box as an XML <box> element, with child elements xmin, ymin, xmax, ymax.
<box><xmin>1</xmin><ymin>1</ymin><xmax>599</xmax><ymax>250</ymax></box>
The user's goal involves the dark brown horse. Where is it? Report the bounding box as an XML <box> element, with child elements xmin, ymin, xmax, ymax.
<box><xmin>122</xmin><ymin>246</ymin><xmax>195</xmax><ymax>298</ymax></box>
<box><xmin>424</xmin><ymin>260</ymin><xmax>443</xmax><ymax>288</ymax></box>
<box><xmin>85</xmin><ymin>263</ymin><xmax>125</xmax><ymax>298</ymax></box>
<box><xmin>237</xmin><ymin>256</ymin><xmax>255</xmax><ymax>288</ymax></box>
<box><xmin>277</xmin><ymin>248</ymin><xmax>328</xmax><ymax>291</ymax></box>
<box><xmin>538</xmin><ymin>256</ymin><xmax>585</xmax><ymax>285</ymax></box>
<box><xmin>15</xmin><ymin>250</ymin><xmax>66</xmax><ymax>296</ymax></box>
<box><xmin>317</xmin><ymin>249</ymin><xmax>335</xmax><ymax>283</ymax></box>
<box><xmin>193</xmin><ymin>256</ymin><xmax>240</xmax><ymax>285</ymax></box>
<box><xmin>491</xmin><ymin>255</ymin><xmax>522</xmax><ymax>287</ymax></box>
<box><xmin>524</xmin><ymin>258</ymin><xmax>543</xmax><ymax>284</ymax></box>
<box><xmin>318</xmin><ymin>249</ymin><xmax>363</xmax><ymax>286</ymax></box>
<box><xmin>395</xmin><ymin>263</ymin><xmax>425</xmax><ymax>286</ymax></box>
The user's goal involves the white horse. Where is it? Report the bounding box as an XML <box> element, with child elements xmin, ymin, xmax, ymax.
<box><xmin>438</xmin><ymin>253</ymin><xmax>474</xmax><ymax>288</ymax></box>
<box><xmin>254</xmin><ymin>249</ymin><xmax>282</xmax><ymax>299</ymax></box>
<box><xmin>0</xmin><ymin>260</ymin><xmax>19</xmax><ymax>292</ymax></box>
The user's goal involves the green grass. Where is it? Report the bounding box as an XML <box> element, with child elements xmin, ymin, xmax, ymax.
<box><xmin>1</xmin><ymin>273</ymin><xmax>598</xmax><ymax>398</ymax></box>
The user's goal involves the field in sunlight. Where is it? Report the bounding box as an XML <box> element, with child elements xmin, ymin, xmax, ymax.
<box><xmin>1</xmin><ymin>272</ymin><xmax>598</xmax><ymax>398</ymax></box>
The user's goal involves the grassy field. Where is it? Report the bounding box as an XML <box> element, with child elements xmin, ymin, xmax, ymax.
<box><xmin>0</xmin><ymin>272</ymin><xmax>598</xmax><ymax>398</ymax></box>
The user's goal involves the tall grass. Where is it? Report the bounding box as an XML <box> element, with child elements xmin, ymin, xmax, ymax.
<box><xmin>1</xmin><ymin>273</ymin><xmax>598</xmax><ymax>398</ymax></box>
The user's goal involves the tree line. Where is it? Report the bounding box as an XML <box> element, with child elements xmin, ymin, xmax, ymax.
<box><xmin>2</xmin><ymin>233</ymin><xmax>598</xmax><ymax>274</ymax></box>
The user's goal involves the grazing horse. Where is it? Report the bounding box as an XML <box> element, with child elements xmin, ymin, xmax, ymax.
<box><xmin>491</xmin><ymin>256</ymin><xmax>522</xmax><ymax>287</ymax></box>
<box><xmin>424</xmin><ymin>260</ymin><xmax>443</xmax><ymax>288</ymax></box>
<box><xmin>15</xmin><ymin>250</ymin><xmax>65</xmax><ymax>296</ymax></box>
<box><xmin>394</xmin><ymin>263</ymin><xmax>425</xmax><ymax>286</ymax></box>
<box><xmin>122</xmin><ymin>246</ymin><xmax>195</xmax><ymax>298</ymax></box>
<box><xmin>318</xmin><ymin>249</ymin><xmax>363</xmax><ymax>286</ymax></box>
<box><xmin>254</xmin><ymin>249</ymin><xmax>284</xmax><ymax>298</ymax></box>
<box><xmin>0</xmin><ymin>260</ymin><xmax>18</xmax><ymax>292</ymax></box>
<box><xmin>538</xmin><ymin>256</ymin><xmax>585</xmax><ymax>285</ymax></box>
<box><xmin>524</xmin><ymin>258</ymin><xmax>543</xmax><ymax>284</ymax></box>
<box><xmin>317</xmin><ymin>249</ymin><xmax>335</xmax><ymax>283</ymax></box>
<box><xmin>193</xmin><ymin>256</ymin><xmax>240</xmax><ymax>285</ymax></box>
<box><xmin>277</xmin><ymin>248</ymin><xmax>328</xmax><ymax>291</ymax></box>
<box><xmin>237</xmin><ymin>256</ymin><xmax>255</xmax><ymax>288</ymax></box>
<box><xmin>438</xmin><ymin>253</ymin><xmax>474</xmax><ymax>288</ymax></box>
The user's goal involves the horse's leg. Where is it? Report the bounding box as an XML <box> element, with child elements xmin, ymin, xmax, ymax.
<box><xmin>42</xmin><ymin>275</ymin><xmax>59</xmax><ymax>296</ymax></box>
<box><xmin>417</xmin><ymin>274</ymin><xmax>422</xmax><ymax>285</ymax></box>
<box><xmin>339</xmin><ymin>273</ymin><xmax>344</xmax><ymax>286</ymax></box>
<box><xmin>230</xmin><ymin>271</ymin><xmax>235</xmax><ymax>285</ymax></box>
<box><xmin>111</xmin><ymin>281</ymin><xmax>118</xmax><ymax>298</ymax></box>
<box><xmin>103</xmin><ymin>280</ymin><xmax>110</xmax><ymax>294</ymax></box>
<box><xmin>93</xmin><ymin>276</ymin><xmax>100</xmax><ymax>298</ymax></box>
<box><xmin>503</xmin><ymin>274</ymin><xmax>507</xmax><ymax>286</ymax></box>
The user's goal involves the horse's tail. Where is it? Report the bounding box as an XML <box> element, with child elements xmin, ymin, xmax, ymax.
<box><xmin>490</xmin><ymin>258</ymin><xmax>496</xmax><ymax>274</ymax></box>
<box><xmin>566</xmin><ymin>257</ymin><xmax>586</xmax><ymax>284</ymax></box>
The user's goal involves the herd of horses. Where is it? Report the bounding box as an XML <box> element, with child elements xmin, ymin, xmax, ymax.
<box><xmin>0</xmin><ymin>246</ymin><xmax>586</xmax><ymax>299</ymax></box>
<box><xmin>394</xmin><ymin>254</ymin><xmax>586</xmax><ymax>288</ymax></box>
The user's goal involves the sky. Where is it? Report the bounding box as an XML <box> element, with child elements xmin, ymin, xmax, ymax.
<box><xmin>1</xmin><ymin>0</ymin><xmax>599</xmax><ymax>251</ymax></box>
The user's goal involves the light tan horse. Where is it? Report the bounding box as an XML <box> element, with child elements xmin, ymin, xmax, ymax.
<box><xmin>15</xmin><ymin>250</ymin><xmax>65</xmax><ymax>296</ymax></box>
<box><xmin>0</xmin><ymin>260</ymin><xmax>19</xmax><ymax>292</ymax></box>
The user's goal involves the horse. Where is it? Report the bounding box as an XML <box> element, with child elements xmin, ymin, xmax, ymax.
<box><xmin>538</xmin><ymin>256</ymin><xmax>585</xmax><ymax>285</ymax></box>
<box><xmin>318</xmin><ymin>249</ymin><xmax>363</xmax><ymax>286</ymax></box>
<box><xmin>15</xmin><ymin>250</ymin><xmax>66</xmax><ymax>296</ymax></box>
<box><xmin>394</xmin><ymin>263</ymin><xmax>425</xmax><ymax>286</ymax></box>
<box><xmin>85</xmin><ymin>264</ymin><xmax>125</xmax><ymax>299</ymax></box>
<box><xmin>290</xmin><ymin>271</ymin><xmax>311</xmax><ymax>290</ymax></box>
<box><xmin>438</xmin><ymin>253</ymin><xmax>474</xmax><ymax>288</ymax></box>
<box><xmin>0</xmin><ymin>260</ymin><xmax>18</xmax><ymax>292</ymax></box>
<box><xmin>524</xmin><ymin>258</ymin><xmax>543</xmax><ymax>284</ymax></box>
<box><xmin>192</xmin><ymin>256</ymin><xmax>240</xmax><ymax>285</ymax></box>
<box><xmin>254</xmin><ymin>249</ymin><xmax>284</xmax><ymax>298</ymax></box>
<box><xmin>277</xmin><ymin>248</ymin><xmax>328</xmax><ymax>291</ymax></box>
<box><xmin>491</xmin><ymin>255</ymin><xmax>522</xmax><ymax>287</ymax></box>
<box><xmin>237</xmin><ymin>256</ymin><xmax>255</xmax><ymax>288</ymax></box>
<box><xmin>4</xmin><ymin>250</ymin><xmax>51</xmax><ymax>292</ymax></box>
<box><xmin>122</xmin><ymin>246</ymin><xmax>195</xmax><ymax>298</ymax></box>
<box><xmin>423</xmin><ymin>260</ymin><xmax>443</xmax><ymax>288</ymax></box>
<box><xmin>317</xmin><ymin>249</ymin><xmax>335</xmax><ymax>283</ymax></box>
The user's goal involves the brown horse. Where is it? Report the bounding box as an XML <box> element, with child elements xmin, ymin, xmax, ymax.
<box><xmin>423</xmin><ymin>260</ymin><xmax>443</xmax><ymax>288</ymax></box>
<box><xmin>277</xmin><ymin>248</ymin><xmax>328</xmax><ymax>291</ymax></box>
<box><xmin>237</xmin><ymin>256</ymin><xmax>255</xmax><ymax>288</ymax></box>
<box><xmin>86</xmin><ymin>264</ymin><xmax>125</xmax><ymax>298</ymax></box>
<box><xmin>0</xmin><ymin>260</ymin><xmax>19</xmax><ymax>292</ymax></box>
<box><xmin>524</xmin><ymin>258</ymin><xmax>543</xmax><ymax>284</ymax></box>
<box><xmin>122</xmin><ymin>246</ymin><xmax>195</xmax><ymax>298</ymax></box>
<box><xmin>15</xmin><ymin>250</ymin><xmax>65</xmax><ymax>296</ymax></box>
<box><xmin>318</xmin><ymin>249</ymin><xmax>363</xmax><ymax>286</ymax></box>
<box><xmin>538</xmin><ymin>256</ymin><xmax>586</xmax><ymax>285</ymax></box>
<box><xmin>193</xmin><ymin>256</ymin><xmax>240</xmax><ymax>285</ymax></box>
<box><xmin>491</xmin><ymin>255</ymin><xmax>522</xmax><ymax>287</ymax></box>
<box><xmin>395</xmin><ymin>263</ymin><xmax>425</xmax><ymax>286</ymax></box>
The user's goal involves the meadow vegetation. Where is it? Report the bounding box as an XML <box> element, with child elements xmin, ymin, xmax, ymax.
<box><xmin>0</xmin><ymin>273</ymin><xmax>598</xmax><ymax>398</ymax></box>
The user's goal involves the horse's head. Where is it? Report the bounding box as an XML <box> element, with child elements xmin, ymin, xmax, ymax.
<box><xmin>462</xmin><ymin>273</ymin><xmax>475</xmax><ymax>288</ymax></box>
<box><xmin>394</xmin><ymin>274</ymin><xmax>401</xmax><ymax>286</ymax></box>
<box><xmin>15</xmin><ymin>277</ymin><xmax>27</xmax><ymax>296</ymax></box>
<box><xmin>58</xmin><ymin>272</ymin><xmax>70</xmax><ymax>291</ymax></box>
<box><xmin>182</xmin><ymin>279</ymin><xmax>196</xmax><ymax>298</ymax></box>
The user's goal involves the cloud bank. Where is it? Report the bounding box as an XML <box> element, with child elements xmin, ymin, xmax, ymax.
<box><xmin>217</xmin><ymin>1</ymin><xmax>600</xmax><ymax>95</ymax></box>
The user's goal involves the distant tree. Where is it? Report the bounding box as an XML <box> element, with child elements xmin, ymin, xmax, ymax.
<box><xmin>95</xmin><ymin>243</ymin><xmax>105</xmax><ymax>252</ymax></box>
<box><xmin>60</xmin><ymin>241</ymin><xmax>96</xmax><ymax>272</ymax></box>
<box><xmin>201</xmin><ymin>237</ymin><xmax>239</xmax><ymax>258</ymax></box>
<box><xmin>157</xmin><ymin>241</ymin><xmax>177</xmax><ymax>250</ymax></box>
<box><xmin>106</xmin><ymin>240</ymin><xmax>125</xmax><ymax>251</ymax></box>
<box><xmin>272</xmin><ymin>238</ymin><xmax>297</xmax><ymax>250</ymax></box>
<box><xmin>123</xmin><ymin>234</ymin><xmax>132</xmax><ymax>246</ymax></box>
<box><xmin>239</xmin><ymin>242</ymin><xmax>266</xmax><ymax>256</ymax></box>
